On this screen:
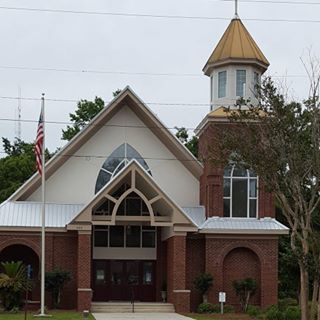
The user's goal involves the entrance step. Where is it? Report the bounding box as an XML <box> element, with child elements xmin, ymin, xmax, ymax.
<box><xmin>91</xmin><ymin>302</ymin><xmax>175</xmax><ymax>313</ymax></box>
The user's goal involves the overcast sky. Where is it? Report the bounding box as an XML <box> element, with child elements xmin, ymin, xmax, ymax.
<box><xmin>0</xmin><ymin>0</ymin><xmax>319</xmax><ymax>155</ymax></box>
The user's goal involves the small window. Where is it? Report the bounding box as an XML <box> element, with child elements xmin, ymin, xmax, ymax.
<box><xmin>142</xmin><ymin>226</ymin><xmax>156</xmax><ymax>248</ymax></box>
<box><xmin>126</xmin><ymin>226</ymin><xmax>141</xmax><ymax>247</ymax></box>
<box><xmin>236</xmin><ymin>70</ymin><xmax>246</xmax><ymax>97</ymax></box>
<box><xmin>94</xmin><ymin>226</ymin><xmax>109</xmax><ymax>247</ymax></box>
<box><xmin>218</xmin><ymin>71</ymin><xmax>227</xmax><ymax>98</ymax></box>
<box><xmin>109</xmin><ymin>226</ymin><xmax>124</xmax><ymax>247</ymax></box>
<box><xmin>143</xmin><ymin>262</ymin><xmax>153</xmax><ymax>285</ymax></box>
<box><xmin>253</xmin><ymin>72</ymin><xmax>260</xmax><ymax>95</ymax></box>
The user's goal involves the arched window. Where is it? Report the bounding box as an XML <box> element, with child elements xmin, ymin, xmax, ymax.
<box><xmin>95</xmin><ymin>143</ymin><xmax>151</xmax><ymax>193</ymax></box>
<box><xmin>223</xmin><ymin>165</ymin><xmax>258</xmax><ymax>218</ymax></box>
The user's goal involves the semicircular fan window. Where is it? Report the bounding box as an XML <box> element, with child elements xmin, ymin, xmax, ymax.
<box><xmin>95</xmin><ymin>143</ymin><xmax>152</xmax><ymax>193</ymax></box>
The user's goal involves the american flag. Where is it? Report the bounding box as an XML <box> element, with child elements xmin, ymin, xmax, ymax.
<box><xmin>35</xmin><ymin>105</ymin><xmax>44</xmax><ymax>175</ymax></box>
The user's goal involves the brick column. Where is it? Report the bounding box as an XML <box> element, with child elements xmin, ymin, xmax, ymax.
<box><xmin>77</xmin><ymin>231</ymin><xmax>92</xmax><ymax>311</ymax></box>
<box><xmin>167</xmin><ymin>235</ymin><xmax>190</xmax><ymax>313</ymax></box>
<box><xmin>261</xmin><ymin>239</ymin><xmax>278</xmax><ymax>308</ymax></box>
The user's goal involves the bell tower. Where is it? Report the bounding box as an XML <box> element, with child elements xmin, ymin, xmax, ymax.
<box><xmin>203</xmin><ymin>2</ymin><xmax>269</xmax><ymax>110</ymax></box>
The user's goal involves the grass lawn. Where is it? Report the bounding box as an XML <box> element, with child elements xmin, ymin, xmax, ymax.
<box><xmin>186</xmin><ymin>313</ymin><xmax>252</xmax><ymax>320</ymax></box>
<box><xmin>0</xmin><ymin>310</ymin><xmax>95</xmax><ymax>320</ymax></box>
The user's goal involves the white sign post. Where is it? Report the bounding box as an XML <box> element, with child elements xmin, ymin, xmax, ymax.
<box><xmin>219</xmin><ymin>292</ymin><xmax>226</xmax><ymax>314</ymax></box>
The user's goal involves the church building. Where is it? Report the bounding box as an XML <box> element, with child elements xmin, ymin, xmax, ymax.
<box><xmin>0</xmin><ymin>11</ymin><xmax>288</xmax><ymax>313</ymax></box>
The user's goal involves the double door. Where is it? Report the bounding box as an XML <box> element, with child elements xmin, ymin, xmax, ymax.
<box><xmin>93</xmin><ymin>260</ymin><xmax>155</xmax><ymax>302</ymax></box>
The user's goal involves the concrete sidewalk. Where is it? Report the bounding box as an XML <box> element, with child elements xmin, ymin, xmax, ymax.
<box><xmin>92</xmin><ymin>313</ymin><xmax>193</xmax><ymax>320</ymax></box>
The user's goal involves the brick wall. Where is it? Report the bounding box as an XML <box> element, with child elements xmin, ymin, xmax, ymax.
<box><xmin>0</xmin><ymin>231</ymin><xmax>78</xmax><ymax>309</ymax></box>
<box><xmin>166</xmin><ymin>235</ymin><xmax>190</xmax><ymax>313</ymax></box>
<box><xmin>77</xmin><ymin>232</ymin><xmax>92</xmax><ymax>311</ymax></box>
<box><xmin>186</xmin><ymin>236</ymin><xmax>205</xmax><ymax>311</ymax></box>
<box><xmin>205</xmin><ymin>236</ymin><xmax>278</xmax><ymax>309</ymax></box>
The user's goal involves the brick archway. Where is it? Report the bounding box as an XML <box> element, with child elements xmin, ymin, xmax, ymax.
<box><xmin>0</xmin><ymin>237</ymin><xmax>40</xmax><ymax>257</ymax></box>
<box><xmin>222</xmin><ymin>247</ymin><xmax>261</xmax><ymax>309</ymax></box>
<box><xmin>218</xmin><ymin>241</ymin><xmax>265</xmax><ymax>266</ymax></box>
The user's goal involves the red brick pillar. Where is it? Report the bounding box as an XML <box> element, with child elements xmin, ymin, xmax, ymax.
<box><xmin>167</xmin><ymin>235</ymin><xmax>190</xmax><ymax>313</ymax></box>
<box><xmin>261</xmin><ymin>239</ymin><xmax>278</xmax><ymax>308</ymax></box>
<box><xmin>77</xmin><ymin>231</ymin><xmax>92</xmax><ymax>311</ymax></box>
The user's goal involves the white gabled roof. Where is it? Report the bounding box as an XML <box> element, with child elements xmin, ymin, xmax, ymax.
<box><xmin>199</xmin><ymin>217</ymin><xmax>289</xmax><ymax>235</ymax></box>
<box><xmin>0</xmin><ymin>201</ymin><xmax>83</xmax><ymax>228</ymax></box>
<box><xmin>9</xmin><ymin>86</ymin><xmax>203</xmax><ymax>202</ymax></box>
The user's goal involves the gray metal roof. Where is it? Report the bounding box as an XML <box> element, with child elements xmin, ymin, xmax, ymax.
<box><xmin>0</xmin><ymin>201</ymin><xmax>83</xmax><ymax>228</ymax></box>
<box><xmin>199</xmin><ymin>217</ymin><xmax>289</xmax><ymax>234</ymax></box>
<box><xmin>182</xmin><ymin>206</ymin><xmax>206</xmax><ymax>227</ymax></box>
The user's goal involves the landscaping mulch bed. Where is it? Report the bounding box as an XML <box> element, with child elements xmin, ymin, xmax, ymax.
<box><xmin>187</xmin><ymin>313</ymin><xmax>252</xmax><ymax>320</ymax></box>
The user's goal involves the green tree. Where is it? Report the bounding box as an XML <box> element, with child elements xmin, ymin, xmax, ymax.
<box><xmin>233</xmin><ymin>278</ymin><xmax>257</xmax><ymax>312</ymax></box>
<box><xmin>0</xmin><ymin>138</ymin><xmax>52</xmax><ymax>204</ymax></box>
<box><xmin>210</xmin><ymin>76</ymin><xmax>320</xmax><ymax>320</ymax></box>
<box><xmin>0</xmin><ymin>261</ymin><xmax>32</xmax><ymax>310</ymax></box>
<box><xmin>0</xmin><ymin>139</ymin><xmax>36</xmax><ymax>203</ymax></box>
<box><xmin>193</xmin><ymin>273</ymin><xmax>213</xmax><ymax>303</ymax></box>
<box><xmin>45</xmin><ymin>269</ymin><xmax>71</xmax><ymax>308</ymax></box>
<box><xmin>175</xmin><ymin>127</ymin><xmax>198</xmax><ymax>158</ymax></box>
<box><xmin>62</xmin><ymin>97</ymin><xmax>105</xmax><ymax>141</ymax></box>
<box><xmin>61</xmin><ymin>90</ymin><xmax>122</xmax><ymax>141</ymax></box>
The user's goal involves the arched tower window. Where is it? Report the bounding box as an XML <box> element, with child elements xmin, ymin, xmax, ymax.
<box><xmin>95</xmin><ymin>143</ymin><xmax>151</xmax><ymax>193</ymax></box>
<box><xmin>223</xmin><ymin>164</ymin><xmax>258</xmax><ymax>218</ymax></box>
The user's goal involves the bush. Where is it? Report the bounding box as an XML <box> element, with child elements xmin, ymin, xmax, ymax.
<box><xmin>197</xmin><ymin>302</ymin><xmax>215</xmax><ymax>314</ymax></box>
<box><xmin>284</xmin><ymin>306</ymin><xmax>301</xmax><ymax>320</ymax></box>
<box><xmin>233</xmin><ymin>278</ymin><xmax>257</xmax><ymax>311</ymax></box>
<box><xmin>224</xmin><ymin>304</ymin><xmax>235</xmax><ymax>313</ymax></box>
<box><xmin>278</xmin><ymin>298</ymin><xmax>298</xmax><ymax>311</ymax></box>
<box><xmin>265</xmin><ymin>305</ymin><xmax>284</xmax><ymax>320</ymax></box>
<box><xmin>247</xmin><ymin>304</ymin><xmax>261</xmax><ymax>317</ymax></box>
<box><xmin>193</xmin><ymin>273</ymin><xmax>213</xmax><ymax>300</ymax></box>
<box><xmin>45</xmin><ymin>269</ymin><xmax>71</xmax><ymax>308</ymax></box>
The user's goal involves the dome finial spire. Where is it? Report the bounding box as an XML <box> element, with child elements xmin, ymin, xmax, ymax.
<box><xmin>234</xmin><ymin>0</ymin><xmax>239</xmax><ymax>19</ymax></box>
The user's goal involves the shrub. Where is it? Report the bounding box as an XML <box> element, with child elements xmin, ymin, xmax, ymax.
<box><xmin>278</xmin><ymin>298</ymin><xmax>298</xmax><ymax>311</ymax></box>
<box><xmin>233</xmin><ymin>278</ymin><xmax>257</xmax><ymax>312</ymax></box>
<box><xmin>224</xmin><ymin>304</ymin><xmax>235</xmax><ymax>313</ymax></box>
<box><xmin>246</xmin><ymin>304</ymin><xmax>261</xmax><ymax>317</ymax></box>
<box><xmin>265</xmin><ymin>305</ymin><xmax>285</xmax><ymax>320</ymax></box>
<box><xmin>197</xmin><ymin>302</ymin><xmax>215</xmax><ymax>313</ymax></box>
<box><xmin>284</xmin><ymin>306</ymin><xmax>301</xmax><ymax>320</ymax></box>
<box><xmin>45</xmin><ymin>269</ymin><xmax>71</xmax><ymax>308</ymax></box>
<box><xmin>0</xmin><ymin>261</ymin><xmax>32</xmax><ymax>311</ymax></box>
<box><xmin>193</xmin><ymin>273</ymin><xmax>213</xmax><ymax>302</ymax></box>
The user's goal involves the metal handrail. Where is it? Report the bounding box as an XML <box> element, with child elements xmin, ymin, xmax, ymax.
<box><xmin>131</xmin><ymin>286</ymin><xmax>135</xmax><ymax>313</ymax></box>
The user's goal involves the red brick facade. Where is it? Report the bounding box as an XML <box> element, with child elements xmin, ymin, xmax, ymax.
<box><xmin>0</xmin><ymin>230</ymin><xmax>278</xmax><ymax>312</ymax></box>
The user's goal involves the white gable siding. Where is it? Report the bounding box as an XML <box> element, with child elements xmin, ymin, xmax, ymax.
<box><xmin>28</xmin><ymin>105</ymin><xmax>199</xmax><ymax>207</ymax></box>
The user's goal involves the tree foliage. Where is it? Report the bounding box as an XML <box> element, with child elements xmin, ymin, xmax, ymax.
<box><xmin>61</xmin><ymin>90</ymin><xmax>122</xmax><ymax>141</ymax></box>
<box><xmin>233</xmin><ymin>278</ymin><xmax>257</xmax><ymax>312</ymax></box>
<box><xmin>0</xmin><ymin>139</ymin><xmax>36</xmax><ymax>203</ymax></box>
<box><xmin>62</xmin><ymin>97</ymin><xmax>105</xmax><ymax>141</ymax></box>
<box><xmin>45</xmin><ymin>269</ymin><xmax>71</xmax><ymax>308</ymax></box>
<box><xmin>0</xmin><ymin>261</ymin><xmax>32</xmax><ymax>310</ymax></box>
<box><xmin>193</xmin><ymin>272</ymin><xmax>213</xmax><ymax>302</ymax></box>
<box><xmin>0</xmin><ymin>138</ymin><xmax>52</xmax><ymax>204</ymax></box>
<box><xmin>175</xmin><ymin>127</ymin><xmax>198</xmax><ymax>158</ymax></box>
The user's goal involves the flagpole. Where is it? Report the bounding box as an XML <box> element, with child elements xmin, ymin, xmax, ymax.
<box><xmin>40</xmin><ymin>93</ymin><xmax>46</xmax><ymax>316</ymax></box>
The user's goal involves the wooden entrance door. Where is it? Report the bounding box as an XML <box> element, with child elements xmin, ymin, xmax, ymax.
<box><xmin>93</xmin><ymin>260</ymin><xmax>156</xmax><ymax>302</ymax></box>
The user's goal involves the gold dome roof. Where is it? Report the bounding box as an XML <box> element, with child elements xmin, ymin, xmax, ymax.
<box><xmin>203</xmin><ymin>18</ymin><xmax>269</xmax><ymax>75</ymax></box>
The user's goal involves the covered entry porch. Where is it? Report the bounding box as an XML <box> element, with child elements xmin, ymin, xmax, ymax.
<box><xmin>69</xmin><ymin>160</ymin><xmax>198</xmax><ymax>312</ymax></box>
